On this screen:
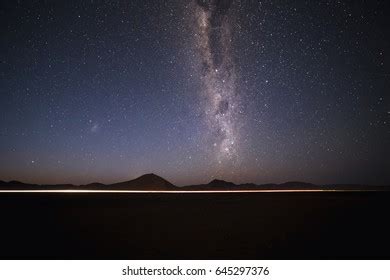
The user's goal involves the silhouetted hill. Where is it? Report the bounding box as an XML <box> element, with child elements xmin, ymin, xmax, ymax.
<box><xmin>82</xmin><ymin>183</ymin><xmax>107</xmax><ymax>188</ymax></box>
<box><xmin>184</xmin><ymin>180</ymin><xmax>389</xmax><ymax>191</ymax></box>
<box><xmin>184</xmin><ymin>179</ymin><xmax>236</xmax><ymax>190</ymax></box>
<box><xmin>0</xmin><ymin>174</ymin><xmax>389</xmax><ymax>191</ymax></box>
<box><xmin>46</xmin><ymin>184</ymin><xmax>75</xmax><ymax>188</ymax></box>
<box><xmin>186</xmin><ymin>179</ymin><xmax>279</xmax><ymax>191</ymax></box>
<box><xmin>109</xmin><ymin>173</ymin><xmax>176</xmax><ymax>190</ymax></box>
<box><xmin>208</xmin><ymin>179</ymin><xmax>236</xmax><ymax>188</ymax></box>
<box><xmin>0</xmin><ymin>181</ymin><xmax>77</xmax><ymax>190</ymax></box>
<box><xmin>0</xmin><ymin>180</ymin><xmax>38</xmax><ymax>189</ymax></box>
<box><xmin>322</xmin><ymin>184</ymin><xmax>390</xmax><ymax>191</ymax></box>
<box><xmin>185</xmin><ymin>179</ymin><xmax>319</xmax><ymax>190</ymax></box>
<box><xmin>8</xmin><ymin>180</ymin><xmax>36</xmax><ymax>187</ymax></box>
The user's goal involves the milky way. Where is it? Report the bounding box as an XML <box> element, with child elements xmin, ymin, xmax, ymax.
<box><xmin>194</xmin><ymin>0</ymin><xmax>240</xmax><ymax>163</ymax></box>
<box><xmin>1</xmin><ymin>0</ymin><xmax>389</xmax><ymax>185</ymax></box>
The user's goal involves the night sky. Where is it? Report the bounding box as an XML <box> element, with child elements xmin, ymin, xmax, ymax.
<box><xmin>1</xmin><ymin>0</ymin><xmax>389</xmax><ymax>186</ymax></box>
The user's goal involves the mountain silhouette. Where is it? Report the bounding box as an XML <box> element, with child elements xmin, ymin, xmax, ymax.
<box><xmin>0</xmin><ymin>180</ymin><xmax>37</xmax><ymax>189</ymax></box>
<box><xmin>82</xmin><ymin>182</ymin><xmax>106</xmax><ymax>188</ymax></box>
<box><xmin>208</xmin><ymin>179</ymin><xmax>236</xmax><ymax>188</ymax></box>
<box><xmin>0</xmin><ymin>174</ymin><xmax>389</xmax><ymax>191</ymax></box>
<box><xmin>109</xmin><ymin>173</ymin><xmax>176</xmax><ymax>190</ymax></box>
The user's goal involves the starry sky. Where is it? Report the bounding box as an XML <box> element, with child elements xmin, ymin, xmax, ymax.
<box><xmin>1</xmin><ymin>0</ymin><xmax>389</xmax><ymax>186</ymax></box>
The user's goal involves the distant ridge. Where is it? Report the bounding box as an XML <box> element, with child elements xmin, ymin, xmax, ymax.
<box><xmin>0</xmin><ymin>180</ymin><xmax>38</xmax><ymax>189</ymax></box>
<box><xmin>0</xmin><ymin>174</ymin><xmax>389</xmax><ymax>191</ymax></box>
<box><xmin>82</xmin><ymin>182</ymin><xmax>106</xmax><ymax>188</ymax></box>
<box><xmin>207</xmin><ymin>179</ymin><xmax>236</xmax><ymax>188</ymax></box>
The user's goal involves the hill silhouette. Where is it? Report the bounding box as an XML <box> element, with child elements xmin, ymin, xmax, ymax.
<box><xmin>0</xmin><ymin>174</ymin><xmax>389</xmax><ymax>191</ymax></box>
<box><xmin>109</xmin><ymin>173</ymin><xmax>176</xmax><ymax>190</ymax></box>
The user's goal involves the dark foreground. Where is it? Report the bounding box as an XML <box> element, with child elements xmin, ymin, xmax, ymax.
<box><xmin>0</xmin><ymin>192</ymin><xmax>389</xmax><ymax>259</ymax></box>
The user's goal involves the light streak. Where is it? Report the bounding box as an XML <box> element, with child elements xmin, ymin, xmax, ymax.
<box><xmin>0</xmin><ymin>189</ymin><xmax>383</xmax><ymax>193</ymax></box>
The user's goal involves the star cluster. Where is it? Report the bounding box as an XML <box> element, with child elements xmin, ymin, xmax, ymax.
<box><xmin>0</xmin><ymin>0</ymin><xmax>389</xmax><ymax>185</ymax></box>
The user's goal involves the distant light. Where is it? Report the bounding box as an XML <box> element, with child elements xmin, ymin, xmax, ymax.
<box><xmin>0</xmin><ymin>189</ymin><xmax>379</xmax><ymax>194</ymax></box>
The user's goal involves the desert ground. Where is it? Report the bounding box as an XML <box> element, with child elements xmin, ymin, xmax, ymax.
<box><xmin>0</xmin><ymin>191</ymin><xmax>389</xmax><ymax>259</ymax></box>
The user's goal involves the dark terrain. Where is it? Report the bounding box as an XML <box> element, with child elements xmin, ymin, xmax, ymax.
<box><xmin>1</xmin><ymin>173</ymin><xmax>388</xmax><ymax>191</ymax></box>
<box><xmin>0</xmin><ymin>191</ymin><xmax>389</xmax><ymax>259</ymax></box>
